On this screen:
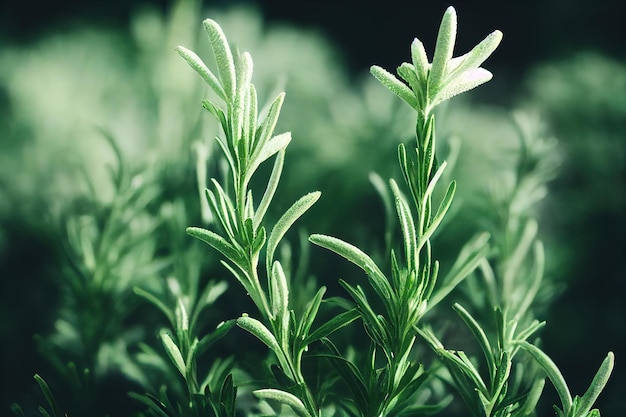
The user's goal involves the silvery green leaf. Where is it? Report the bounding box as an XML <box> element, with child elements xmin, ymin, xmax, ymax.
<box><xmin>297</xmin><ymin>286</ymin><xmax>326</xmax><ymax>341</ymax></box>
<box><xmin>237</xmin><ymin>315</ymin><xmax>281</xmax><ymax>353</ymax></box>
<box><xmin>428</xmin><ymin>6</ymin><xmax>457</xmax><ymax>97</ymax></box>
<box><xmin>411</xmin><ymin>38</ymin><xmax>430</xmax><ymax>83</ymax></box>
<box><xmin>253</xmin><ymin>92</ymin><xmax>285</xmax><ymax>157</ymax></box>
<box><xmin>203</xmin><ymin>19</ymin><xmax>236</xmax><ymax>101</ymax></box>
<box><xmin>452</xmin><ymin>303</ymin><xmax>495</xmax><ymax>379</ymax></box>
<box><xmin>266</xmin><ymin>191</ymin><xmax>321</xmax><ymax>270</ymax></box>
<box><xmin>187</xmin><ymin>226</ymin><xmax>245</xmax><ymax>265</ymax></box>
<box><xmin>575</xmin><ymin>352</ymin><xmax>614</xmax><ymax>417</ymax></box>
<box><xmin>520</xmin><ymin>341</ymin><xmax>573</xmax><ymax>413</ymax></box>
<box><xmin>245</xmin><ymin>83</ymin><xmax>258</xmax><ymax>153</ymax></box>
<box><xmin>270</xmin><ymin>261</ymin><xmax>290</xmax><ymax>344</ymax></box>
<box><xmin>160</xmin><ymin>330</ymin><xmax>186</xmax><ymax>376</ymax></box>
<box><xmin>304</xmin><ymin>308</ymin><xmax>360</xmax><ymax>345</ymax></box>
<box><xmin>176</xmin><ymin>46</ymin><xmax>226</xmax><ymax>101</ymax></box>
<box><xmin>233</xmin><ymin>51</ymin><xmax>253</xmax><ymax>149</ymax></box>
<box><xmin>390</xmin><ymin>179</ymin><xmax>417</xmax><ymax>272</ymax></box>
<box><xmin>254</xmin><ymin>149</ymin><xmax>285</xmax><ymax>229</ymax></box>
<box><xmin>310</xmin><ymin>234</ymin><xmax>393</xmax><ymax>303</ymax></box>
<box><xmin>253</xmin><ymin>389</ymin><xmax>313</xmax><ymax>417</ymax></box>
<box><xmin>246</xmin><ymin>132</ymin><xmax>291</xmax><ymax>183</ymax></box>
<box><xmin>175</xmin><ymin>298</ymin><xmax>189</xmax><ymax>334</ymax></box>
<box><xmin>370</xmin><ymin>65</ymin><xmax>417</xmax><ymax>109</ymax></box>
<box><xmin>432</xmin><ymin>67</ymin><xmax>493</xmax><ymax>107</ymax></box>
<box><xmin>421</xmin><ymin>180</ymin><xmax>456</xmax><ymax>245</ymax></box>
<box><xmin>447</xmin><ymin>30</ymin><xmax>503</xmax><ymax>81</ymax></box>
<box><xmin>427</xmin><ymin>232</ymin><xmax>489</xmax><ymax>310</ymax></box>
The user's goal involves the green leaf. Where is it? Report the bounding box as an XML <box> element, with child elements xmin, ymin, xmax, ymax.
<box><xmin>575</xmin><ymin>352</ymin><xmax>614</xmax><ymax>417</ymax></box>
<box><xmin>390</xmin><ymin>179</ymin><xmax>417</xmax><ymax>273</ymax></box>
<box><xmin>202</xmin><ymin>99</ymin><xmax>228</xmax><ymax>132</ymax></box>
<box><xmin>196</xmin><ymin>320</ymin><xmax>236</xmax><ymax>357</ymax></box>
<box><xmin>266</xmin><ymin>192</ymin><xmax>321</xmax><ymax>270</ymax></box>
<box><xmin>296</xmin><ymin>287</ymin><xmax>326</xmax><ymax>341</ymax></box>
<box><xmin>432</xmin><ymin>67</ymin><xmax>493</xmax><ymax>107</ymax></box>
<box><xmin>370</xmin><ymin>65</ymin><xmax>417</xmax><ymax>108</ymax></box>
<box><xmin>429</xmin><ymin>6</ymin><xmax>457</xmax><ymax>96</ymax></box>
<box><xmin>309</xmin><ymin>234</ymin><xmax>392</xmax><ymax>303</ymax></box>
<box><xmin>176</xmin><ymin>46</ymin><xmax>226</xmax><ymax>101</ymax></box>
<box><xmin>245</xmin><ymin>83</ymin><xmax>258</xmax><ymax>156</ymax></box>
<box><xmin>319</xmin><ymin>338</ymin><xmax>369</xmax><ymax>413</ymax></box>
<box><xmin>128</xmin><ymin>392</ymin><xmax>173</xmax><ymax>417</ymax></box>
<box><xmin>233</xmin><ymin>51</ymin><xmax>253</xmax><ymax>149</ymax></box>
<box><xmin>236</xmin><ymin>315</ymin><xmax>281</xmax><ymax>354</ymax></box>
<box><xmin>253</xmin><ymin>92</ymin><xmax>285</xmax><ymax>157</ymax></box>
<box><xmin>254</xmin><ymin>149</ymin><xmax>285</xmax><ymax>229</ymax></box>
<box><xmin>427</xmin><ymin>231</ymin><xmax>489</xmax><ymax>310</ymax></box>
<box><xmin>203</xmin><ymin>19</ymin><xmax>236</xmax><ymax>101</ymax></box>
<box><xmin>253</xmin><ymin>389</ymin><xmax>312</xmax><ymax>417</ymax></box>
<box><xmin>452</xmin><ymin>303</ymin><xmax>495</xmax><ymax>380</ymax></box>
<box><xmin>33</xmin><ymin>374</ymin><xmax>59</xmax><ymax>417</ymax></box>
<box><xmin>305</xmin><ymin>308</ymin><xmax>360</xmax><ymax>345</ymax></box>
<box><xmin>519</xmin><ymin>378</ymin><xmax>546</xmax><ymax>416</ymax></box>
<box><xmin>134</xmin><ymin>287</ymin><xmax>174</xmax><ymax>325</ymax></box>
<box><xmin>339</xmin><ymin>281</ymin><xmax>388</xmax><ymax>347</ymax></box>
<box><xmin>411</xmin><ymin>37</ymin><xmax>430</xmax><ymax>84</ymax></box>
<box><xmin>160</xmin><ymin>329</ymin><xmax>186</xmax><ymax>377</ymax></box>
<box><xmin>520</xmin><ymin>341</ymin><xmax>573</xmax><ymax>413</ymax></box>
<box><xmin>269</xmin><ymin>261</ymin><xmax>290</xmax><ymax>345</ymax></box>
<box><xmin>421</xmin><ymin>180</ymin><xmax>456</xmax><ymax>245</ymax></box>
<box><xmin>187</xmin><ymin>226</ymin><xmax>245</xmax><ymax>265</ymax></box>
<box><xmin>448</xmin><ymin>30</ymin><xmax>503</xmax><ymax>80</ymax></box>
<box><xmin>246</xmin><ymin>132</ymin><xmax>292</xmax><ymax>183</ymax></box>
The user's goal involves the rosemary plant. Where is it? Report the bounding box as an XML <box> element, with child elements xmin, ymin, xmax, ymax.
<box><xmin>9</xmin><ymin>4</ymin><xmax>617</xmax><ymax>417</ymax></box>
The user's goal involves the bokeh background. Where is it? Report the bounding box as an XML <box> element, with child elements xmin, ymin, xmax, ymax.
<box><xmin>1</xmin><ymin>0</ymin><xmax>624</xmax><ymax>416</ymax></box>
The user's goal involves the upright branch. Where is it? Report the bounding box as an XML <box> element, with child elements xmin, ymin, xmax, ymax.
<box><xmin>311</xmin><ymin>6</ymin><xmax>501</xmax><ymax>416</ymax></box>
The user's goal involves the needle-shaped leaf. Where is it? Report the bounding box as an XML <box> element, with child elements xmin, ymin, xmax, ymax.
<box><xmin>33</xmin><ymin>374</ymin><xmax>59</xmax><ymax>417</ymax></box>
<box><xmin>134</xmin><ymin>287</ymin><xmax>174</xmax><ymax>325</ymax></box>
<box><xmin>452</xmin><ymin>303</ymin><xmax>495</xmax><ymax>380</ymax></box>
<box><xmin>429</xmin><ymin>6</ymin><xmax>457</xmax><ymax>96</ymax></box>
<box><xmin>310</xmin><ymin>234</ymin><xmax>393</xmax><ymax>303</ymax></box>
<box><xmin>246</xmin><ymin>132</ymin><xmax>292</xmax><ymax>183</ymax></box>
<box><xmin>196</xmin><ymin>320</ymin><xmax>236</xmax><ymax>357</ymax></box>
<box><xmin>269</xmin><ymin>261</ymin><xmax>290</xmax><ymax>345</ymax></box>
<box><xmin>434</xmin><ymin>67</ymin><xmax>493</xmax><ymax>107</ymax></box>
<box><xmin>520</xmin><ymin>341</ymin><xmax>573</xmax><ymax>413</ymax></box>
<box><xmin>575</xmin><ymin>352</ymin><xmax>614</xmax><ymax>417</ymax></box>
<box><xmin>187</xmin><ymin>226</ymin><xmax>245</xmax><ymax>266</ymax></box>
<box><xmin>390</xmin><ymin>179</ymin><xmax>417</xmax><ymax>272</ymax></box>
<box><xmin>266</xmin><ymin>191</ymin><xmax>321</xmax><ymax>270</ymax></box>
<box><xmin>237</xmin><ymin>315</ymin><xmax>281</xmax><ymax>354</ymax></box>
<box><xmin>176</xmin><ymin>46</ymin><xmax>226</xmax><ymax>101</ymax></box>
<box><xmin>411</xmin><ymin>38</ymin><xmax>430</xmax><ymax>84</ymax></box>
<box><xmin>297</xmin><ymin>286</ymin><xmax>326</xmax><ymax>341</ymax></box>
<box><xmin>253</xmin><ymin>92</ymin><xmax>285</xmax><ymax>157</ymax></box>
<box><xmin>254</xmin><ymin>148</ymin><xmax>285</xmax><ymax>229</ymax></box>
<box><xmin>421</xmin><ymin>180</ymin><xmax>456</xmax><ymax>245</ymax></box>
<box><xmin>447</xmin><ymin>30</ymin><xmax>503</xmax><ymax>81</ymax></box>
<box><xmin>203</xmin><ymin>19</ymin><xmax>236</xmax><ymax>101</ymax></box>
<box><xmin>160</xmin><ymin>329</ymin><xmax>186</xmax><ymax>376</ymax></box>
<box><xmin>253</xmin><ymin>389</ymin><xmax>312</xmax><ymax>417</ymax></box>
<box><xmin>232</xmin><ymin>51</ymin><xmax>253</xmax><ymax>154</ymax></box>
<box><xmin>370</xmin><ymin>65</ymin><xmax>417</xmax><ymax>109</ymax></box>
<box><xmin>427</xmin><ymin>232</ymin><xmax>489</xmax><ymax>310</ymax></box>
<box><xmin>305</xmin><ymin>308</ymin><xmax>360</xmax><ymax>345</ymax></box>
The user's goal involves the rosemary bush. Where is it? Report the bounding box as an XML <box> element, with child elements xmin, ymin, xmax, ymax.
<box><xmin>3</xmin><ymin>3</ymin><xmax>619</xmax><ymax>417</ymax></box>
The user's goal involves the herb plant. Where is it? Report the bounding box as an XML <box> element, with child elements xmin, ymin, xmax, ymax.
<box><xmin>8</xmin><ymin>4</ymin><xmax>617</xmax><ymax>417</ymax></box>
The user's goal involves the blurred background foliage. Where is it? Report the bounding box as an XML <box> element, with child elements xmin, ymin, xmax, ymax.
<box><xmin>0</xmin><ymin>0</ymin><xmax>623</xmax><ymax>416</ymax></box>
